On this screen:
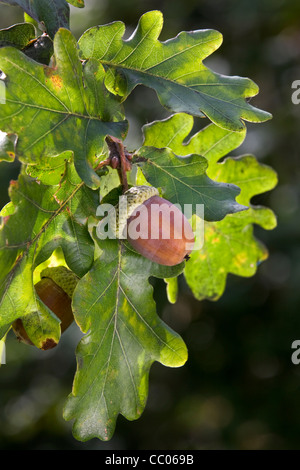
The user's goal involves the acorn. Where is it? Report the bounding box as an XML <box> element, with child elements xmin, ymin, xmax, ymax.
<box><xmin>12</xmin><ymin>266</ymin><xmax>78</xmax><ymax>348</ymax></box>
<box><xmin>118</xmin><ymin>186</ymin><xmax>195</xmax><ymax>266</ymax></box>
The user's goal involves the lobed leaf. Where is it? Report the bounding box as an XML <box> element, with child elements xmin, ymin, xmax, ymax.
<box><xmin>142</xmin><ymin>113</ymin><xmax>277</xmax><ymax>300</ymax></box>
<box><xmin>134</xmin><ymin>146</ymin><xmax>247</xmax><ymax>222</ymax></box>
<box><xmin>0</xmin><ymin>168</ymin><xmax>98</xmax><ymax>346</ymax></box>
<box><xmin>0</xmin><ymin>28</ymin><xmax>127</xmax><ymax>188</ymax></box>
<box><xmin>79</xmin><ymin>10</ymin><xmax>272</xmax><ymax>132</ymax></box>
<box><xmin>185</xmin><ymin>155</ymin><xmax>277</xmax><ymax>300</ymax></box>
<box><xmin>64</xmin><ymin>238</ymin><xmax>187</xmax><ymax>441</ymax></box>
<box><xmin>0</xmin><ymin>22</ymin><xmax>35</xmax><ymax>49</ymax></box>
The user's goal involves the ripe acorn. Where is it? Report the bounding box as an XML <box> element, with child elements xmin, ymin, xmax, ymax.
<box><xmin>118</xmin><ymin>186</ymin><xmax>195</xmax><ymax>266</ymax></box>
<box><xmin>12</xmin><ymin>266</ymin><xmax>78</xmax><ymax>349</ymax></box>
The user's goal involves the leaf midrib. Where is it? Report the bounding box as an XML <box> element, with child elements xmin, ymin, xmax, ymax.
<box><xmin>143</xmin><ymin>155</ymin><xmax>236</xmax><ymax>211</ymax></box>
<box><xmin>2</xmin><ymin>98</ymin><xmax>105</xmax><ymax>120</ymax></box>
<box><xmin>101</xmin><ymin>60</ymin><xmax>255</xmax><ymax>113</ymax></box>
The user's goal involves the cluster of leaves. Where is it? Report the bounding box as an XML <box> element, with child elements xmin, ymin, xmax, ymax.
<box><xmin>0</xmin><ymin>1</ymin><xmax>277</xmax><ymax>442</ymax></box>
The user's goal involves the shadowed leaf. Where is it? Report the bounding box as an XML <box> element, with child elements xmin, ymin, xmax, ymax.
<box><xmin>79</xmin><ymin>10</ymin><xmax>271</xmax><ymax>132</ymax></box>
<box><xmin>134</xmin><ymin>145</ymin><xmax>247</xmax><ymax>222</ymax></box>
<box><xmin>0</xmin><ymin>22</ymin><xmax>35</xmax><ymax>48</ymax></box>
<box><xmin>0</xmin><ymin>0</ymin><xmax>70</xmax><ymax>38</ymax></box>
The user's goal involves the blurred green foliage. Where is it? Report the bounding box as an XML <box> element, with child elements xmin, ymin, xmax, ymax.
<box><xmin>1</xmin><ymin>0</ymin><xmax>300</xmax><ymax>450</ymax></box>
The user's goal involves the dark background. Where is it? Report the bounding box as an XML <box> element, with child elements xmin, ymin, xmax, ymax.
<box><xmin>0</xmin><ymin>0</ymin><xmax>300</xmax><ymax>450</ymax></box>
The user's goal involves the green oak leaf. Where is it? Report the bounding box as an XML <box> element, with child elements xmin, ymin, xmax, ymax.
<box><xmin>185</xmin><ymin>155</ymin><xmax>278</xmax><ymax>300</ymax></box>
<box><xmin>142</xmin><ymin>113</ymin><xmax>277</xmax><ymax>300</ymax></box>
<box><xmin>133</xmin><ymin>146</ymin><xmax>246</xmax><ymax>222</ymax></box>
<box><xmin>63</xmin><ymin>238</ymin><xmax>187</xmax><ymax>441</ymax></box>
<box><xmin>0</xmin><ymin>244</ymin><xmax>61</xmax><ymax>349</ymax></box>
<box><xmin>0</xmin><ymin>167</ymin><xmax>99</xmax><ymax>345</ymax></box>
<box><xmin>78</xmin><ymin>10</ymin><xmax>271</xmax><ymax>132</ymax></box>
<box><xmin>0</xmin><ymin>22</ymin><xmax>35</xmax><ymax>49</ymax></box>
<box><xmin>0</xmin><ymin>22</ymin><xmax>53</xmax><ymax>65</ymax></box>
<box><xmin>0</xmin><ymin>0</ymin><xmax>70</xmax><ymax>38</ymax></box>
<box><xmin>25</xmin><ymin>150</ymin><xmax>72</xmax><ymax>185</ymax></box>
<box><xmin>0</xmin><ymin>28</ymin><xmax>127</xmax><ymax>188</ymax></box>
<box><xmin>142</xmin><ymin>113</ymin><xmax>247</xmax><ymax>167</ymax></box>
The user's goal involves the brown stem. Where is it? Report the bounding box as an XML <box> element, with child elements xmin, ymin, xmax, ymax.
<box><xmin>94</xmin><ymin>158</ymin><xmax>110</xmax><ymax>171</ymax></box>
<box><xmin>118</xmin><ymin>145</ymin><xmax>129</xmax><ymax>193</ymax></box>
<box><xmin>105</xmin><ymin>135</ymin><xmax>131</xmax><ymax>193</ymax></box>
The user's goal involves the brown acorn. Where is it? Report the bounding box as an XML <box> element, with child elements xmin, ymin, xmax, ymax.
<box><xmin>12</xmin><ymin>266</ymin><xmax>78</xmax><ymax>349</ymax></box>
<box><xmin>119</xmin><ymin>186</ymin><xmax>195</xmax><ymax>266</ymax></box>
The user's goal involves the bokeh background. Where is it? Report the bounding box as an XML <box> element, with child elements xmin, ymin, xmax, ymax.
<box><xmin>0</xmin><ymin>0</ymin><xmax>300</xmax><ymax>450</ymax></box>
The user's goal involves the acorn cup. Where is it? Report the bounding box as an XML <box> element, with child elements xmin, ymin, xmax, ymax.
<box><xmin>12</xmin><ymin>266</ymin><xmax>79</xmax><ymax>349</ymax></box>
<box><xmin>117</xmin><ymin>186</ymin><xmax>195</xmax><ymax>266</ymax></box>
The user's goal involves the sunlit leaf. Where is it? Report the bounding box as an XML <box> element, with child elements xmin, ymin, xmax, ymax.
<box><xmin>0</xmin><ymin>28</ymin><xmax>127</xmax><ymax>188</ymax></box>
<box><xmin>66</xmin><ymin>0</ymin><xmax>84</xmax><ymax>7</ymax></box>
<box><xmin>142</xmin><ymin>113</ymin><xmax>277</xmax><ymax>300</ymax></box>
<box><xmin>0</xmin><ymin>169</ymin><xmax>99</xmax><ymax>345</ymax></box>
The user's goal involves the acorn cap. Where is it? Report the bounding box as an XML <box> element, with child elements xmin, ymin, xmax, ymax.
<box><xmin>116</xmin><ymin>185</ymin><xmax>159</xmax><ymax>238</ymax></box>
<box><xmin>40</xmin><ymin>266</ymin><xmax>79</xmax><ymax>298</ymax></box>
